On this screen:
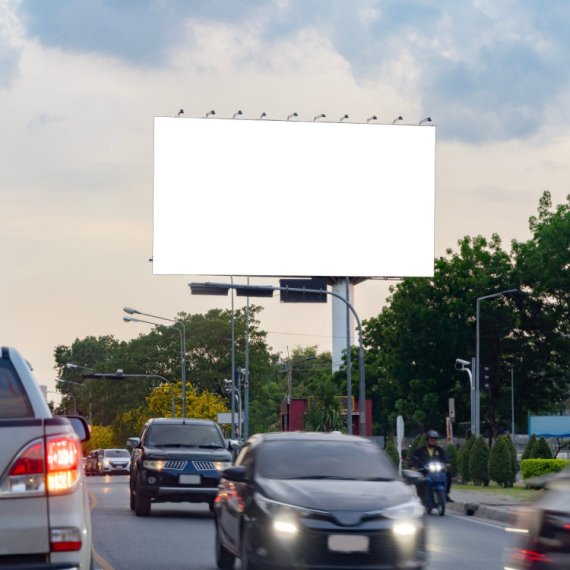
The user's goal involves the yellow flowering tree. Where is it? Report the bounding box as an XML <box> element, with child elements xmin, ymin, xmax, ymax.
<box><xmin>82</xmin><ymin>425</ymin><xmax>117</xmax><ymax>454</ymax></box>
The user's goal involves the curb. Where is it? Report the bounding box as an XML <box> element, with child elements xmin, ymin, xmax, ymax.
<box><xmin>446</xmin><ymin>499</ymin><xmax>523</xmax><ymax>523</ymax></box>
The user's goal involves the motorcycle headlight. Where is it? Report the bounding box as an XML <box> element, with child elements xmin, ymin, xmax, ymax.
<box><xmin>254</xmin><ymin>492</ymin><xmax>324</xmax><ymax>518</ymax></box>
<box><xmin>143</xmin><ymin>460</ymin><xmax>166</xmax><ymax>470</ymax></box>
<box><xmin>428</xmin><ymin>463</ymin><xmax>443</xmax><ymax>472</ymax></box>
<box><xmin>383</xmin><ymin>499</ymin><xmax>425</xmax><ymax>520</ymax></box>
<box><xmin>214</xmin><ymin>461</ymin><xmax>233</xmax><ymax>472</ymax></box>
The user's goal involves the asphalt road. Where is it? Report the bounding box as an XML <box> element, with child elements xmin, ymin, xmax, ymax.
<box><xmin>88</xmin><ymin>476</ymin><xmax>511</xmax><ymax>570</ymax></box>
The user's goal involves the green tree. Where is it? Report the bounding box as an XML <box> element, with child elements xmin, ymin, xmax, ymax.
<box><xmin>446</xmin><ymin>444</ymin><xmax>459</xmax><ymax>478</ymax></box>
<box><xmin>531</xmin><ymin>436</ymin><xmax>553</xmax><ymax>459</ymax></box>
<box><xmin>384</xmin><ymin>440</ymin><xmax>400</xmax><ymax>468</ymax></box>
<box><xmin>460</xmin><ymin>435</ymin><xmax>477</xmax><ymax>483</ymax></box>
<box><xmin>470</xmin><ymin>435</ymin><xmax>491</xmax><ymax>486</ymax></box>
<box><xmin>522</xmin><ymin>434</ymin><xmax>537</xmax><ymax>461</ymax></box>
<box><xmin>303</xmin><ymin>378</ymin><xmax>347</xmax><ymax>433</ymax></box>
<box><xmin>488</xmin><ymin>436</ymin><xmax>512</xmax><ymax>487</ymax></box>
<box><xmin>504</xmin><ymin>435</ymin><xmax>519</xmax><ymax>486</ymax></box>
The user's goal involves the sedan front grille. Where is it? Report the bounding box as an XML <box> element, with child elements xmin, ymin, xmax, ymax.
<box><xmin>193</xmin><ymin>461</ymin><xmax>216</xmax><ymax>471</ymax></box>
<box><xmin>164</xmin><ymin>461</ymin><xmax>187</xmax><ymax>470</ymax></box>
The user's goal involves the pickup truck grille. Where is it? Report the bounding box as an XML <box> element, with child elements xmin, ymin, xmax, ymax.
<box><xmin>193</xmin><ymin>461</ymin><xmax>216</xmax><ymax>471</ymax></box>
<box><xmin>164</xmin><ymin>461</ymin><xmax>187</xmax><ymax>470</ymax></box>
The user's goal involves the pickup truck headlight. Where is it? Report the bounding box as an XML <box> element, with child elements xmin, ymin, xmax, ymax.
<box><xmin>143</xmin><ymin>460</ymin><xmax>166</xmax><ymax>471</ymax></box>
<box><xmin>214</xmin><ymin>461</ymin><xmax>233</xmax><ymax>472</ymax></box>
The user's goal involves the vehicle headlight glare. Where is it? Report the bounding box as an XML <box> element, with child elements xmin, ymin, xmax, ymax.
<box><xmin>103</xmin><ymin>459</ymin><xmax>110</xmax><ymax>465</ymax></box>
<box><xmin>143</xmin><ymin>460</ymin><xmax>166</xmax><ymax>470</ymax></box>
<box><xmin>274</xmin><ymin>520</ymin><xmax>298</xmax><ymax>534</ymax></box>
<box><xmin>393</xmin><ymin>523</ymin><xmax>416</xmax><ymax>537</ymax></box>
<box><xmin>214</xmin><ymin>461</ymin><xmax>233</xmax><ymax>471</ymax></box>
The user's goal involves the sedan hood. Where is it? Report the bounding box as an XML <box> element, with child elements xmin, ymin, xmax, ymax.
<box><xmin>145</xmin><ymin>446</ymin><xmax>232</xmax><ymax>462</ymax></box>
<box><xmin>257</xmin><ymin>478</ymin><xmax>413</xmax><ymax>513</ymax></box>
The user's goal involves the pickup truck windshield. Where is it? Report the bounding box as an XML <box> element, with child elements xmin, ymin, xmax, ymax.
<box><xmin>0</xmin><ymin>360</ymin><xmax>33</xmax><ymax>418</ymax></box>
<box><xmin>147</xmin><ymin>424</ymin><xmax>224</xmax><ymax>448</ymax></box>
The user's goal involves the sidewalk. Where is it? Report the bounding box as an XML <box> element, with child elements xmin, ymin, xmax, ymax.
<box><xmin>446</xmin><ymin>488</ymin><xmax>532</xmax><ymax>523</ymax></box>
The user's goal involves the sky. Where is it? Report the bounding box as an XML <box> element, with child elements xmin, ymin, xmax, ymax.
<box><xmin>2</xmin><ymin>0</ymin><xmax>570</xmax><ymax>400</ymax></box>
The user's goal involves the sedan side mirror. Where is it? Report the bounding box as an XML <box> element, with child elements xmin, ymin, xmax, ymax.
<box><xmin>127</xmin><ymin>437</ymin><xmax>141</xmax><ymax>448</ymax></box>
<box><xmin>402</xmin><ymin>469</ymin><xmax>425</xmax><ymax>485</ymax></box>
<box><xmin>221</xmin><ymin>466</ymin><xmax>247</xmax><ymax>483</ymax></box>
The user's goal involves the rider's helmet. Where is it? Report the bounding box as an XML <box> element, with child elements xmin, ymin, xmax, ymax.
<box><xmin>426</xmin><ymin>430</ymin><xmax>439</xmax><ymax>439</ymax></box>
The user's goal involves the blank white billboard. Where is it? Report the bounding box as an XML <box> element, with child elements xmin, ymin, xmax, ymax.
<box><xmin>153</xmin><ymin>117</ymin><xmax>435</xmax><ymax>277</ymax></box>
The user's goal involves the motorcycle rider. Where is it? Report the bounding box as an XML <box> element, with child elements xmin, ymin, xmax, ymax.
<box><xmin>409</xmin><ymin>430</ymin><xmax>454</xmax><ymax>503</ymax></box>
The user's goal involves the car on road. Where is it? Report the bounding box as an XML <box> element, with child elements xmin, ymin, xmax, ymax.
<box><xmin>98</xmin><ymin>448</ymin><xmax>131</xmax><ymax>475</ymax></box>
<box><xmin>214</xmin><ymin>432</ymin><xmax>427</xmax><ymax>570</ymax></box>
<box><xmin>128</xmin><ymin>417</ymin><xmax>238</xmax><ymax>517</ymax></box>
<box><xmin>0</xmin><ymin>346</ymin><xmax>92</xmax><ymax>569</ymax></box>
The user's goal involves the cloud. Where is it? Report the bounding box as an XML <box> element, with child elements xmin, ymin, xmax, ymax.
<box><xmin>0</xmin><ymin>0</ymin><xmax>23</xmax><ymax>88</ymax></box>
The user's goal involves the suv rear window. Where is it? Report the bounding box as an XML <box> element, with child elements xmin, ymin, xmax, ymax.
<box><xmin>0</xmin><ymin>359</ymin><xmax>34</xmax><ymax>418</ymax></box>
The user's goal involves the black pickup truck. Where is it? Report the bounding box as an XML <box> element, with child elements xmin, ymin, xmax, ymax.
<box><xmin>128</xmin><ymin>417</ymin><xmax>238</xmax><ymax>516</ymax></box>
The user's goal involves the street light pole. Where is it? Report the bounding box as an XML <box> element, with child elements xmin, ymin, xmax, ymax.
<box><xmin>123</xmin><ymin>314</ymin><xmax>186</xmax><ymax>418</ymax></box>
<box><xmin>56</xmin><ymin>378</ymin><xmax>89</xmax><ymax>422</ymax></box>
<box><xmin>231</xmin><ymin>277</ymin><xmax>235</xmax><ymax>440</ymax></box>
<box><xmin>346</xmin><ymin>276</ymin><xmax>352</xmax><ymax>434</ymax></box>
<box><xmin>190</xmin><ymin>281</ymin><xmax>368</xmax><ymax>437</ymax></box>
<box><xmin>66</xmin><ymin>363</ymin><xmax>97</xmax><ymax>424</ymax></box>
<box><xmin>511</xmin><ymin>366</ymin><xmax>515</xmax><ymax>445</ymax></box>
<box><xmin>245</xmin><ymin>276</ymin><xmax>250</xmax><ymax>440</ymax></box>
<box><xmin>476</xmin><ymin>289</ymin><xmax>518</xmax><ymax>437</ymax></box>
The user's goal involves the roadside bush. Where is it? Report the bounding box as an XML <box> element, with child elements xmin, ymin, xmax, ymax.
<box><xmin>504</xmin><ymin>436</ymin><xmax>519</xmax><ymax>486</ymax></box>
<box><xmin>408</xmin><ymin>434</ymin><xmax>425</xmax><ymax>460</ymax></box>
<box><xmin>460</xmin><ymin>434</ymin><xmax>477</xmax><ymax>483</ymax></box>
<box><xmin>488</xmin><ymin>436</ymin><xmax>511</xmax><ymax>487</ymax></box>
<box><xmin>530</xmin><ymin>436</ymin><xmax>553</xmax><ymax>460</ymax></box>
<box><xmin>446</xmin><ymin>444</ymin><xmax>459</xmax><ymax>478</ymax></box>
<box><xmin>522</xmin><ymin>434</ymin><xmax>537</xmax><ymax>461</ymax></box>
<box><xmin>520</xmin><ymin>459</ymin><xmax>570</xmax><ymax>480</ymax></box>
<box><xmin>384</xmin><ymin>440</ymin><xmax>400</xmax><ymax>468</ymax></box>
<box><xmin>469</xmin><ymin>435</ymin><xmax>491</xmax><ymax>486</ymax></box>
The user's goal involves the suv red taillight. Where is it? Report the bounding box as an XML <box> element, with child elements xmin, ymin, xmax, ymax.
<box><xmin>0</xmin><ymin>439</ymin><xmax>45</xmax><ymax>497</ymax></box>
<box><xmin>46</xmin><ymin>436</ymin><xmax>80</xmax><ymax>493</ymax></box>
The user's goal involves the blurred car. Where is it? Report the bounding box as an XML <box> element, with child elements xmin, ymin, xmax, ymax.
<box><xmin>0</xmin><ymin>346</ymin><xmax>92</xmax><ymax>569</ymax></box>
<box><xmin>214</xmin><ymin>432</ymin><xmax>426</xmax><ymax>570</ymax></box>
<box><xmin>503</xmin><ymin>467</ymin><xmax>570</xmax><ymax>569</ymax></box>
<box><xmin>99</xmin><ymin>448</ymin><xmax>131</xmax><ymax>475</ymax></box>
<box><xmin>128</xmin><ymin>418</ymin><xmax>238</xmax><ymax>517</ymax></box>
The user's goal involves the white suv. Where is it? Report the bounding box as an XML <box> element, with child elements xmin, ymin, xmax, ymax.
<box><xmin>0</xmin><ymin>346</ymin><xmax>92</xmax><ymax>569</ymax></box>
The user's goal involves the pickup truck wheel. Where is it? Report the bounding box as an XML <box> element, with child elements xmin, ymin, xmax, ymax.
<box><xmin>134</xmin><ymin>482</ymin><xmax>151</xmax><ymax>517</ymax></box>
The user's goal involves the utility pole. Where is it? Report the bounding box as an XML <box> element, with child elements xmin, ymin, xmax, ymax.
<box><xmin>244</xmin><ymin>277</ymin><xmax>250</xmax><ymax>440</ymax></box>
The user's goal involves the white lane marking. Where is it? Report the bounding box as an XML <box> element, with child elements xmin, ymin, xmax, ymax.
<box><xmin>447</xmin><ymin>512</ymin><xmax>508</xmax><ymax>529</ymax></box>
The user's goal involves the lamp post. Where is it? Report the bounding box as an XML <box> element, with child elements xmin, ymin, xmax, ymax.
<box><xmin>476</xmin><ymin>289</ymin><xmax>519</xmax><ymax>437</ymax></box>
<box><xmin>83</xmin><ymin>371</ymin><xmax>175</xmax><ymax>418</ymax></box>
<box><xmin>123</xmin><ymin>308</ymin><xmax>186</xmax><ymax>418</ymax></box>
<box><xmin>65</xmin><ymin>363</ymin><xmax>96</xmax><ymax>424</ymax></box>
<box><xmin>56</xmin><ymin>378</ymin><xmax>90</xmax><ymax>423</ymax></box>
<box><xmin>189</xmin><ymin>281</ymin><xmax>369</xmax><ymax>437</ymax></box>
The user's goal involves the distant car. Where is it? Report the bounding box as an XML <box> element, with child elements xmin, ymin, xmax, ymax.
<box><xmin>504</xmin><ymin>467</ymin><xmax>570</xmax><ymax>569</ymax></box>
<box><xmin>214</xmin><ymin>432</ymin><xmax>427</xmax><ymax>570</ymax></box>
<box><xmin>99</xmin><ymin>449</ymin><xmax>131</xmax><ymax>475</ymax></box>
<box><xmin>0</xmin><ymin>346</ymin><xmax>92</xmax><ymax>569</ymax></box>
<box><xmin>128</xmin><ymin>417</ymin><xmax>238</xmax><ymax>517</ymax></box>
<box><xmin>89</xmin><ymin>449</ymin><xmax>104</xmax><ymax>476</ymax></box>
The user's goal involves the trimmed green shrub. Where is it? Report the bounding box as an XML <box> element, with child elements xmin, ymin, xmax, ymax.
<box><xmin>489</xmin><ymin>436</ymin><xmax>512</xmax><ymax>487</ymax></box>
<box><xmin>522</xmin><ymin>434</ymin><xmax>537</xmax><ymax>461</ymax></box>
<box><xmin>469</xmin><ymin>435</ymin><xmax>491</xmax><ymax>486</ymax></box>
<box><xmin>446</xmin><ymin>444</ymin><xmax>459</xmax><ymax>478</ymax></box>
<box><xmin>460</xmin><ymin>434</ymin><xmax>477</xmax><ymax>483</ymax></box>
<box><xmin>408</xmin><ymin>434</ymin><xmax>426</xmax><ymax>460</ymax></box>
<box><xmin>504</xmin><ymin>435</ymin><xmax>519</xmax><ymax>486</ymax></box>
<box><xmin>384</xmin><ymin>439</ymin><xmax>400</xmax><ymax>468</ymax></box>
<box><xmin>530</xmin><ymin>436</ymin><xmax>553</xmax><ymax>460</ymax></box>
<box><xmin>521</xmin><ymin>459</ymin><xmax>569</xmax><ymax>480</ymax></box>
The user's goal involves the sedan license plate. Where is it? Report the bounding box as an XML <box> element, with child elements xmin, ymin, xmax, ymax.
<box><xmin>328</xmin><ymin>535</ymin><xmax>369</xmax><ymax>553</ymax></box>
<box><xmin>179</xmin><ymin>474</ymin><xmax>201</xmax><ymax>485</ymax></box>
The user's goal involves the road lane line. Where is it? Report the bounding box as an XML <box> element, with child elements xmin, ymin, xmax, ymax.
<box><xmin>448</xmin><ymin>512</ymin><xmax>507</xmax><ymax>529</ymax></box>
<box><xmin>88</xmin><ymin>490</ymin><xmax>116</xmax><ymax>570</ymax></box>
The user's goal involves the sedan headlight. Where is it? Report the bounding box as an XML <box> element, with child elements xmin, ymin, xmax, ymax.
<box><xmin>254</xmin><ymin>492</ymin><xmax>325</xmax><ymax>518</ymax></box>
<box><xmin>214</xmin><ymin>461</ymin><xmax>233</xmax><ymax>472</ymax></box>
<box><xmin>103</xmin><ymin>459</ymin><xmax>110</xmax><ymax>466</ymax></box>
<box><xmin>383</xmin><ymin>499</ymin><xmax>425</xmax><ymax>520</ymax></box>
<box><xmin>143</xmin><ymin>460</ymin><xmax>166</xmax><ymax>470</ymax></box>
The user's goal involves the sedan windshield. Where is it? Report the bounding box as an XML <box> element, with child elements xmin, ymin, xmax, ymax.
<box><xmin>258</xmin><ymin>440</ymin><xmax>397</xmax><ymax>480</ymax></box>
<box><xmin>147</xmin><ymin>424</ymin><xmax>224</xmax><ymax>448</ymax></box>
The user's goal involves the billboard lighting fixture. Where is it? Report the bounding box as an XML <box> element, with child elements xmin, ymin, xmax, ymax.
<box><xmin>392</xmin><ymin>116</ymin><xmax>403</xmax><ymax>124</ymax></box>
<box><xmin>339</xmin><ymin>115</ymin><xmax>349</xmax><ymax>122</ymax></box>
<box><xmin>205</xmin><ymin>110</ymin><xmax>215</xmax><ymax>118</ymax></box>
<box><xmin>175</xmin><ymin>109</ymin><xmax>184</xmax><ymax>118</ymax></box>
<box><xmin>260</xmin><ymin>112</ymin><xmax>266</xmax><ymax>119</ymax></box>
<box><xmin>366</xmin><ymin>116</ymin><xmax>377</xmax><ymax>123</ymax></box>
<box><xmin>313</xmin><ymin>114</ymin><xmax>326</xmax><ymax>121</ymax></box>
<box><xmin>287</xmin><ymin>113</ymin><xmax>298</xmax><ymax>120</ymax></box>
<box><xmin>232</xmin><ymin>110</ymin><xmax>243</xmax><ymax>119</ymax></box>
<box><xmin>419</xmin><ymin>117</ymin><xmax>432</xmax><ymax>125</ymax></box>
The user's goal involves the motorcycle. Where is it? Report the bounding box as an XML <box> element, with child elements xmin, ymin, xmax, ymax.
<box><xmin>419</xmin><ymin>461</ymin><xmax>447</xmax><ymax>516</ymax></box>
